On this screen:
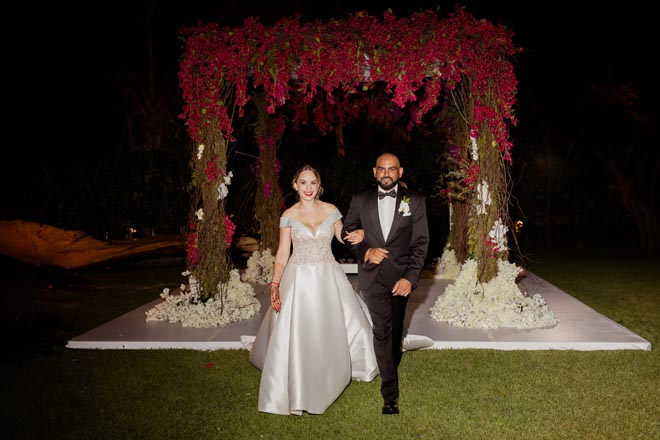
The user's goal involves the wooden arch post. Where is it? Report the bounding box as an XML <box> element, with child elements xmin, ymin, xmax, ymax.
<box><xmin>252</xmin><ymin>92</ymin><xmax>285</xmax><ymax>253</ymax></box>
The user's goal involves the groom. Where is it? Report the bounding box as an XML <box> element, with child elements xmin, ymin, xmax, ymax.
<box><xmin>342</xmin><ymin>152</ymin><xmax>429</xmax><ymax>415</ymax></box>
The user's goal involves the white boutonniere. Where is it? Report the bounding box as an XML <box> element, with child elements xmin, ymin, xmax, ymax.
<box><xmin>398</xmin><ymin>196</ymin><xmax>411</xmax><ymax>216</ymax></box>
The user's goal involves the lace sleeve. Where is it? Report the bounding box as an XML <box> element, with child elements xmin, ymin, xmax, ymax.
<box><xmin>279</xmin><ymin>216</ymin><xmax>291</xmax><ymax>228</ymax></box>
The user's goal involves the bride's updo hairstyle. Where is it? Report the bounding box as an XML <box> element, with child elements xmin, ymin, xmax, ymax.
<box><xmin>292</xmin><ymin>164</ymin><xmax>323</xmax><ymax>199</ymax></box>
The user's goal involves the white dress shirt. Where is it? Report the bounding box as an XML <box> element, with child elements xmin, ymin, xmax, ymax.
<box><xmin>378</xmin><ymin>184</ymin><xmax>398</xmax><ymax>240</ymax></box>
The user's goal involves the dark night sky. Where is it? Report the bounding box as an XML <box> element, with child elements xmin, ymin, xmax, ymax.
<box><xmin>3</xmin><ymin>1</ymin><xmax>655</xmax><ymax>155</ymax></box>
<box><xmin>2</xmin><ymin>0</ymin><xmax>657</xmax><ymax>232</ymax></box>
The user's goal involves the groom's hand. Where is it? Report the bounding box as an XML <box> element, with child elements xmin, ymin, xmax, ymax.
<box><xmin>392</xmin><ymin>278</ymin><xmax>412</xmax><ymax>296</ymax></box>
<box><xmin>365</xmin><ymin>247</ymin><xmax>389</xmax><ymax>265</ymax></box>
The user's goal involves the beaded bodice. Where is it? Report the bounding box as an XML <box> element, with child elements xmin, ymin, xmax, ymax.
<box><xmin>281</xmin><ymin>209</ymin><xmax>341</xmax><ymax>265</ymax></box>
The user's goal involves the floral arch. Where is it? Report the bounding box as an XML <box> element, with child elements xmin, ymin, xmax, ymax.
<box><xmin>169</xmin><ymin>6</ymin><xmax>559</xmax><ymax>329</ymax></box>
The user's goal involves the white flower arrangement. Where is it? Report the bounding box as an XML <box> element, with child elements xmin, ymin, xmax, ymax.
<box><xmin>241</xmin><ymin>249</ymin><xmax>274</xmax><ymax>284</ymax></box>
<box><xmin>197</xmin><ymin>144</ymin><xmax>205</xmax><ymax>160</ymax></box>
<box><xmin>195</xmin><ymin>208</ymin><xmax>204</xmax><ymax>221</ymax></box>
<box><xmin>434</xmin><ymin>247</ymin><xmax>461</xmax><ymax>280</ymax></box>
<box><xmin>430</xmin><ymin>259</ymin><xmax>559</xmax><ymax>329</ymax></box>
<box><xmin>145</xmin><ymin>269</ymin><xmax>261</xmax><ymax>328</ymax></box>
<box><xmin>398</xmin><ymin>196</ymin><xmax>411</xmax><ymax>216</ymax></box>
<box><xmin>475</xmin><ymin>180</ymin><xmax>491</xmax><ymax>215</ymax></box>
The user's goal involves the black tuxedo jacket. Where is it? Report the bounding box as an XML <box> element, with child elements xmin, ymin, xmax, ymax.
<box><xmin>342</xmin><ymin>185</ymin><xmax>429</xmax><ymax>292</ymax></box>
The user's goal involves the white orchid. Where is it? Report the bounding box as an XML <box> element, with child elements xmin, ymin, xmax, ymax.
<box><xmin>489</xmin><ymin>218</ymin><xmax>509</xmax><ymax>252</ymax></box>
<box><xmin>470</xmin><ymin>136</ymin><xmax>479</xmax><ymax>161</ymax></box>
<box><xmin>361</xmin><ymin>52</ymin><xmax>372</xmax><ymax>81</ymax></box>
<box><xmin>197</xmin><ymin>144</ymin><xmax>205</xmax><ymax>160</ymax></box>
<box><xmin>475</xmin><ymin>180</ymin><xmax>491</xmax><ymax>215</ymax></box>
<box><xmin>218</xmin><ymin>183</ymin><xmax>229</xmax><ymax>200</ymax></box>
<box><xmin>217</xmin><ymin>170</ymin><xmax>233</xmax><ymax>200</ymax></box>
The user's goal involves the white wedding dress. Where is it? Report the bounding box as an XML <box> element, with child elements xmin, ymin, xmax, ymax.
<box><xmin>249</xmin><ymin>208</ymin><xmax>378</xmax><ymax>415</ymax></box>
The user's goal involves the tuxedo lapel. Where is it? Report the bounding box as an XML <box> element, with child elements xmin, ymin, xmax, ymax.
<box><xmin>386</xmin><ymin>188</ymin><xmax>405</xmax><ymax>243</ymax></box>
<box><xmin>367</xmin><ymin>188</ymin><xmax>385</xmax><ymax>243</ymax></box>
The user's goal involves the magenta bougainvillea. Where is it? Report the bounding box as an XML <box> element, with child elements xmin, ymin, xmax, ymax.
<box><xmin>205</xmin><ymin>156</ymin><xmax>221</xmax><ymax>183</ymax></box>
<box><xmin>186</xmin><ymin>222</ymin><xmax>200</xmax><ymax>266</ymax></box>
<box><xmin>178</xmin><ymin>5</ymin><xmax>520</xmax><ymax>284</ymax></box>
<box><xmin>224</xmin><ymin>215</ymin><xmax>236</xmax><ymax>248</ymax></box>
<box><xmin>178</xmin><ymin>6</ymin><xmax>519</xmax><ymax>163</ymax></box>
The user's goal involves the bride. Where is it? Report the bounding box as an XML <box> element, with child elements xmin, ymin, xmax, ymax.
<box><xmin>249</xmin><ymin>165</ymin><xmax>378</xmax><ymax>415</ymax></box>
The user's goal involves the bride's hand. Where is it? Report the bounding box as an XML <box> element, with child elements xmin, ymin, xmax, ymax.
<box><xmin>344</xmin><ymin>229</ymin><xmax>364</xmax><ymax>244</ymax></box>
<box><xmin>270</xmin><ymin>284</ymin><xmax>281</xmax><ymax>312</ymax></box>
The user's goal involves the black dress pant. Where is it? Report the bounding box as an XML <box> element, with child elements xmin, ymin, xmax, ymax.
<box><xmin>362</xmin><ymin>279</ymin><xmax>408</xmax><ymax>402</ymax></box>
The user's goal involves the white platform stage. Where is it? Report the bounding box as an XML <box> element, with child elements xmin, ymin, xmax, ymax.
<box><xmin>66</xmin><ymin>271</ymin><xmax>651</xmax><ymax>351</ymax></box>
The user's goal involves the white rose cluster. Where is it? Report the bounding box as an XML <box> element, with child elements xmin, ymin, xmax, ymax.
<box><xmin>146</xmin><ymin>269</ymin><xmax>261</xmax><ymax>328</ymax></box>
<box><xmin>430</xmin><ymin>259</ymin><xmax>559</xmax><ymax>329</ymax></box>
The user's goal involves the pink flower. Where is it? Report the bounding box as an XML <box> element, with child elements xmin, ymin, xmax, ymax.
<box><xmin>224</xmin><ymin>215</ymin><xmax>236</xmax><ymax>248</ymax></box>
<box><xmin>205</xmin><ymin>158</ymin><xmax>221</xmax><ymax>183</ymax></box>
<box><xmin>463</xmin><ymin>164</ymin><xmax>480</xmax><ymax>190</ymax></box>
<box><xmin>187</xmin><ymin>232</ymin><xmax>200</xmax><ymax>266</ymax></box>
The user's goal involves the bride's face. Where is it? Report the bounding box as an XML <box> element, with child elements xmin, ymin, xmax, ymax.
<box><xmin>294</xmin><ymin>170</ymin><xmax>320</xmax><ymax>201</ymax></box>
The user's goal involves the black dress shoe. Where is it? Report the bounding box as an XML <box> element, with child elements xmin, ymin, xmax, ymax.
<box><xmin>382</xmin><ymin>400</ymin><xmax>399</xmax><ymax>415</ymax></box>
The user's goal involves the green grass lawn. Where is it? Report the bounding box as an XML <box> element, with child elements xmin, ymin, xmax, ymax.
<box><xmin>1</xmin><ymin>252</ymin><xmax>659</xmax><ymax>439</ymax></box>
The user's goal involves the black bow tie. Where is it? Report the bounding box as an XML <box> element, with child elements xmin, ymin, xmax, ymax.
<box><xmin>378</xmin><ymin>191</ymin><xmax>396</xmax><ymax>199</ymax></box>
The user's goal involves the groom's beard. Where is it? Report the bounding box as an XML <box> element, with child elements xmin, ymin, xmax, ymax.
<box><xmin>377</xmin><ymin>177</ymin><xmax>398</xmax><ymax>191</ymax></box>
